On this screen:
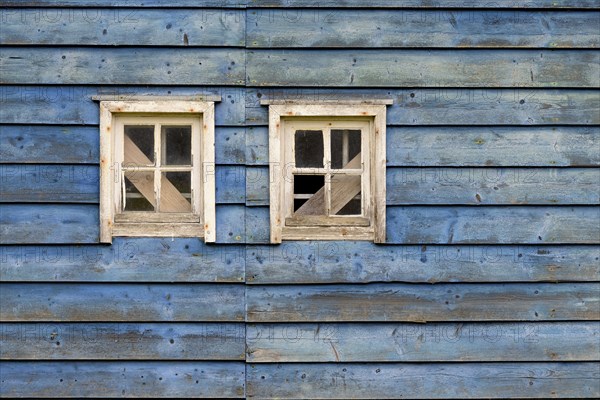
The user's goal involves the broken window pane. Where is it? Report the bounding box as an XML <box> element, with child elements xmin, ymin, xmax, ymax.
<box><xmin>295</xmin><ymin>130</ymin><xmax>324</xmax><ymax>168</ymax></box>
<box><xmin>331</xmin><ymin>129</ymin><xmax>361</xmax><ymax>169</ymax></box>
<box><xmin>162</xmin><ymin>125</ymin><xmax>192</xmax><ymax>166</ymax></box>
<box><xmin>293</xmin><ymin>174</ymin><xmax>325</xmax><ymax>215</ymax></box>
<box><xmin>123</xmin><ymin>172</ymin><xmax>155</xmax><ymax>212</ymax></box>
<box><xmin>330</xmin><ymin>174</ymin><xmax>361</xmax><ymax>216</ymax></box>
<box><xmin>160</xmin><ymin>172</ymin><xmax>192</xmax><ymax>213</ymax></box>
<box><xmin>124</xmin><ymin>125</ymin><xmax>154</xmax><ymax>165</ymax></box>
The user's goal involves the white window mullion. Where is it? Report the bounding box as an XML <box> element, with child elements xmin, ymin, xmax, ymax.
<box><xmin>154</xmin><ymin>123</ymin><xmax>161</xmax><ymax>213</ymax></box>
<box><xmin>324</xmin><ymin>126</ymin><xmax>331</xmax><ymax>216</ymax></box>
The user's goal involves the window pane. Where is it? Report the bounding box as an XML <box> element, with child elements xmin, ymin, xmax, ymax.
<box><xmin>124</xmin><ymin>125</ymin><xmax>154</xmax><ymax>165</ymax></box>
<box><xmin>295</xmin><ymin>130</ymin><xmax>323</xmax><ymax>168</ymax></box>
<box><xmin>293</xmin><ymin>174</ymin><xmax>325</xmax><ymax>215</ymax></box>
<box><xmin>160</xmin><ymin>172</ymin><xmax>192</xmax><ymax>213</ymax></box>
<box><xmin>123</xmin><ymin>172</ymin><xmax>155</xmax><ymax>212</ymax></box>
<box><xmin>162</xmin><ymin>125</ymin><xmax>192</xmax><ymax>166</ymax></box>
<box><xmin>331</xmin><ymin>174</ymin><xmax>361</xmax><ymax>216</ymax></box>
<box><xmin>331</xmin><ymin>129</ymin><xmax>361</xmax><ymax>169</ymax></box>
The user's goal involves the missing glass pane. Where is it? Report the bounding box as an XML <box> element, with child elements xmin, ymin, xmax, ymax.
<box><xmin>162</xmin><ymin>125</ymin><xmax>192</xmax><ymax>166</ymax></box>
<box><xmin>124</xmin><ymin>173</ymin><xmax>155</xmax><ymax>212</ymax></box>
<box><xmin>293</xmin><ymin>174</ymin><xmax>325</xmax><ymax>215</ymax></box>
<box><xmin>124</xmin><ymin>125</ymin><xmax>154</xmax><ymax>165</ymax></box>
<box><xmin>161</xmin><ymin>172</ymin><xmax>192</xmax><ymax>213</ymax></box>
<box><xmin>295</xmin><ymin>130</ymin><xmax>324</xmax><ymax>168</ymax></box>
<box><xmin>331</xmin><ymin>129</ymin><xmax>361</xmax><ymax>169</ymax></box>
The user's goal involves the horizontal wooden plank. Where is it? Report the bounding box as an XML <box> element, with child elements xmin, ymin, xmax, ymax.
<box><xmin>216</xmin><ymin>204</ymin><xmax>246</xmax><ymax>244</ymax></box>
<box><xmin>0</xmin><ymin>165</ymin><xmax>99</xmax><ymax>203</ymax></box>
<box><xmin>0</xmin><ymin>48</ymin><xmax>245</xmax><ymax>85</ymax></box>
<box><xmin>248</xmin><ymin>1</ymin><xmax>599</xmax><ymax>8</ymax></box>
<box><xmin>387</xmin><ymin>168</ymin><xmax>600</xmax><ymax>205</ymax></box>
<box><xmin>246</xmin><ymin>243</ymin><xmax>600</xmax><ymax>284</ymax></box>
<box><xmin>0</xmin><ymin>361</ymin><xmax>245</xmax><ymax>398</ymax></box>
<box><xmin>0</xmin><ymin>126</ymin><xmax>98</xmax><ymax>163</ymax></box>
<box><xmin>0</xmin><ymin>283</ymin><xmax>245</xmax><ymax>321</ymax></box>
<box><xmin>247</xmin><ymin>362</ymin><xmax>599</xmax><ymax>399</ymax></box>
<box><xmin>247</xmin><ymin>50</ymin><xmax>599</xmax><ymax>88</ymax></box>
<box><xmin>216</xmin><ymin>166</ymin><xmax>245</xmax><ymax>204</ymax></box>
<box><xmin>247</xmin><ymin>282</ymin><xmax>600</xmax><ymax>322</ymax></box>
<box><xmin>2</xmin><ymin>0</ymin><xmax>246</xmax><ymax>6</ymax></box>
<box><xmin>387</xmin><ymin>206</ymin><xmax>600</xmax><ymax>244</ymax></box>
<box><xmin>0</xmin><ymin>238</ymin><xmax>244</xmax><ymax>282</ymax></box>
<box><xmin>216</xmin><ymin>127</ymin><xmax>245</xmax><ymax>164</ymax></box>
<box><xmin>1</xmin><ymin>9</ymin><xmax>245</xmax><ymax>46</ymax></box>
<box><xmin>245</xmin><ymin>166</ymin><xmax>269</xmax><ymax>206</ymax></box>
<box><xmin>246</xmin><ymin>89</ymin><xmax>600</xmax><ymax>125</ymax></box>
<box><xmin>0</xmin><ymin>87</ymin><xmax>246</xmax><ymax>125</ymax></box>
<box><xmin>1</xmin><ymin>323</ymin><xmax>245</xmax><ymax>360</ymax></box>
<box><xmin>388</xmin><ymin>126</ymin><xmax>600</xmax><ymax>167</ymax></box>
<box><xmin>247</xmin><ymin>10</ymin><xmax>600</xmax><ymax>48</ymax></box>
<box><xmin>246</xmin><ymin>322</ymin><xmax>600</xmax><ymax>362</ymax></box>
<box><xmin>245</xmin><ymin>206</ymin><xmax>270</xmax><ymax>244</ymax></box>
<box><xmin>0</xmin><ymin>204</ymin><xmax>99</xmax><ymax>244</ymax></box>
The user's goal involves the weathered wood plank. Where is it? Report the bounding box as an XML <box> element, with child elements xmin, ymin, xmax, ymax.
<box><xmin>248</xmin><ymin>0</ymin><xmax>599</xmax><ymax>8</ymax></box>
<box><xmin>0</xmin><ymin>48</ymin><xmax>245</xmax><ymax>85</ymax></box>
<box><xmin>0</xmin><ymin>283</ymin><xmax>245</xmax><ymax>322</ymax></box>
<box><xmin>246</xmin><ymin>89</ymin><xmax>600</xmax><ymax>125</ymax></box>
<box><xmin>0</xmin><ymin>238</ymin><xmax>245</xmax><ymax>282</ymax></box>
<box><xmin>387</xmin><ymin>168</ymin><xmax>600</xmax><ymax>205</ymax></box>
<box><xmin>247</xmin><ymin>50</ymin><xmax>599</xmax><ymax>88</ymax></box>
<box><xmin>216</xmin><ymin>127</ymin><xmax>245</xmax><ymax>164</ymax></box>
<box><xmin>245</xmin><ymin>206</ymin><xmax>271</xmax><ymax>244</ymax></box>
<box><xmin>387</xmin><ymin>206</ymin><xmax>600</xmax><ymax>244</ymax></box>
<box><xmin>245</xmin><ymin>243</ymin><xmax>600</xmax><ymax>284</ymax></box>
<box><xmin>1</xmin><ymin>9</ymin><xmax>245</xmax><ymax>46</ymax></box>
<box><xmin>0</xmin><ymin>126</ymin><xmax>98</xmax><ymax>163</ymax></box>
<box><xmin>216</xmin><ymin>204</ymin><xmax>246</xmax><ymax>244</ymax></box>
<box><xmin>248</xmin><ymin>10</ymin><xmax>600</xmax><ymax>48</ymax></box>
<box><xmin>388</xmin><ymin>126</ymin><xmax>600</xmax><ymax>167</ymax></box>
<box><xmin>0</xmin><ymin>204</ymin><xmax>99</xmax><ymax>244</ymax></box>
<box><xmin>0</xmin><ymin>165</ymin><xmax>99</xmax><ymax>203</ymax></box>
<box><xmin>2</xmin><ymin>0</ymin><xmax>247</xmax><ymax>6</ymax></box>
<box><xmin>0</xmin><ymin>361</ymin><xmax>245</xmax><ymax>398</ymax></box>
<box><xmin>216</xmin><ymin>166</ymin><xmax>245</xmax><ymax>204</ymax></box>
<box><xmin>247</xmin><ymin>283</ymin><xmax>600</xmax><ymax>322</ymax></box>
<box><xmin>0</xmin><ymin>86</ymin><xmax>246</xmax><ymax>125</ymax></box>
<box><xmin>0</xmin><ymin>323</ymin><xmax>245</xmax><ymax>360</ymax></box>
<box><xmin>246</xmin><ymin>322</ymin><xmax>600</xmax><ymax>362</ymax></box>
<box><xmin>247</xmin><ymin>362</ymin><xmax>600</xmax><ymax>399</ymax></box>
<box><xmin>246</xmin><ymin>166</ymin><xmax>269</xmax><ymax>206</ymax></box>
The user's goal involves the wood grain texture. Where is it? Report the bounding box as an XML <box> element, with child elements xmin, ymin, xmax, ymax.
<box><xmin>247</xmin><ymin>362</ymin><xmax>600</xmax><ymax>399</ymax></box>
<box><xmin>0</xmin><ymin>283</ymin><xmax>245</xmax><ymax>322</ymax></box>
<box><xmin>387</xmin><ymin>206</ymin><xmax>600</xmax><ymax>244</ymax></box>
<box><xmin>0</xmin><ymin>323</ymin><xmax>245</xmax><ymax>360</ymax></box>
<box><xmin>2</xmin><ymin>0</ymin><xmax>246</xmax><ymax>6</ymax></box>
<box><xmin>216</xmin><ymin>204</ymin><xmax>246</xmax><ymax>244</ymax></box>
<box><xmin>0</xmin><ymin>86</ymin><xmax>246</xmax><ymax>125</ymax></box>
<box><xmin>0</xmin><ymin>238</ymin><xmax>245</xmax><ymax>282</ymax></box>
<box><xmin>246</xmin><ymin>50</ymin><xmax>599</xmax><ymax>88</ymax></box>
<box><xmin>245</xmin><ymin>89</ymin><xmax>600</xmax><ymax>125</ymax></box>
<box><xmin>388</xmin><ymin>126</ymin><xmax>600</xmax><ymax>167</ymax></box>
<box><xmin>0</xmin><ymin>361</ymin><xmax>245</xmax><ymax>398</ymax></box>
<box><xmin>0</xmin><ymin>204</ymin><xmax>99</xmax><ymax>244</ymax></box>
<box><xmin>1</xmin><ymin>9</ymin><xmax>245</xmax><ymax>46</ymax></box>
<box><xmin>245</xmin><ymin>243</ymin><xmax>600</xmax><ymax>284</ymax></box>
<box><xmin>246</xmin><ymin>322</ymin><xmax>600</xmax><ymax>362</ymax></box>
<box><xmin>246</xmin><ymin>283</ymin><xmax>600</xmax><ymax>322</ymax></box>
<box><xmin>387</xmin><ymin>168</ymin><xmax>600</xmax><ymax>205</ymax></box>
<box><xmin>216</xmin><ymin>127</ymin><xmax>246</xmax><ymax>164</ymax></box>
<box><xmin>247</xmin><ymin>10</ymin><xmax>600</xmax><ymax>48</ymax></box>
<box><xmin>247</xmin><ymin>0</ymin><xmax>600</xmax><ymax>8</ymax></box>
<box><xmin>216</xmin><ymin>166</ymin><xmax>246</xmax><ymax>204</ymax></box>
<box><xmin>0</xmin><ymin>48</ymin><xmax>245</xmax><ymax>85</ymax></box>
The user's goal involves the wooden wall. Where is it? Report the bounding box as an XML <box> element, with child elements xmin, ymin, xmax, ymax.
<box><xmin>1</xmin><ymin>0</ymin><xmax>598</xmax><ymax>398</ymax></box>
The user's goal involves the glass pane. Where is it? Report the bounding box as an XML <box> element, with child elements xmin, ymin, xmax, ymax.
<box><xmin>124</xmin><ymin>125</ymin><xmax>154</xmax><ymax>165</ymax></box>
<box><xmin>162</xmin><ymin>125</ymin><xmax>192</xmax><ymax>166</ymax></box>
<box><xmin>331</xmin><ymin>174</ymin><xmax>361</xmax><ymax>216</ymax></box>
<box><xmin>123</xmin><ymin>172</ymin><xmax>155</xmax><ymax>212</ymax></box>
<box><xmin>331</xmin><ymin>129</ymin><xmax>361</xmax><ymax>169</ymax></box>
<box><xmin>160</xmin><ymin>172</ymin><xmax>192</xmax><ymax>213</ymax></box>
<box><xmin>295</xmin><ymin>130</ymin><xmax>323</xmax><ymax>168</ymax></box>
<box><xmin>293</xmin><ymin>174</ymin><xmax>325</xmax><ymax>215</ymax></box>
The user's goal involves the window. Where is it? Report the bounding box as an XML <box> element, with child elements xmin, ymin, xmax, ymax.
<box><xmin>266</xmin><ymin>102</ymin><xmax>389</xmax><ymax>243</ymax></box>
<box><xmin>98</xmin><ymin>100</ymin><xmax>215</xmax><ymax>243</ymax></box>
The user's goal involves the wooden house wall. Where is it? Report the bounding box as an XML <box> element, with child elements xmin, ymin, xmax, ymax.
<box><xmin>0</xmin><ymin>0</ymin><xmax>598</xmax><ymax>398</ymax></box>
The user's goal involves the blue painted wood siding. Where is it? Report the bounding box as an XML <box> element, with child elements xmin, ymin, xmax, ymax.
<box><xmin>0</xmin><ymin>1</ymin><xmax>598</xmax><ymax>398</ymax></box>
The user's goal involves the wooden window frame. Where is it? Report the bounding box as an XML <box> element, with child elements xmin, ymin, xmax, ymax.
<box><xmin>99</xmin><ymin>100</ymin><xmax>215</xmax><ymax>243</ymax></box>
<box><xmin>266</xmin><ymin>103</ymin><xmax>388</xmax><ymax>243</ymax></box>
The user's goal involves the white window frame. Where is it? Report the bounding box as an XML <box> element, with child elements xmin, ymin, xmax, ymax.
<box><xmin>266</xmin><ymin>103</ymin><xmax>388</xmax><ymax>243</ymax></box>
<box><xmin>99</xmin><ymin>100</ymin><xmax>215</xmax><ymax>243</ymax></box>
